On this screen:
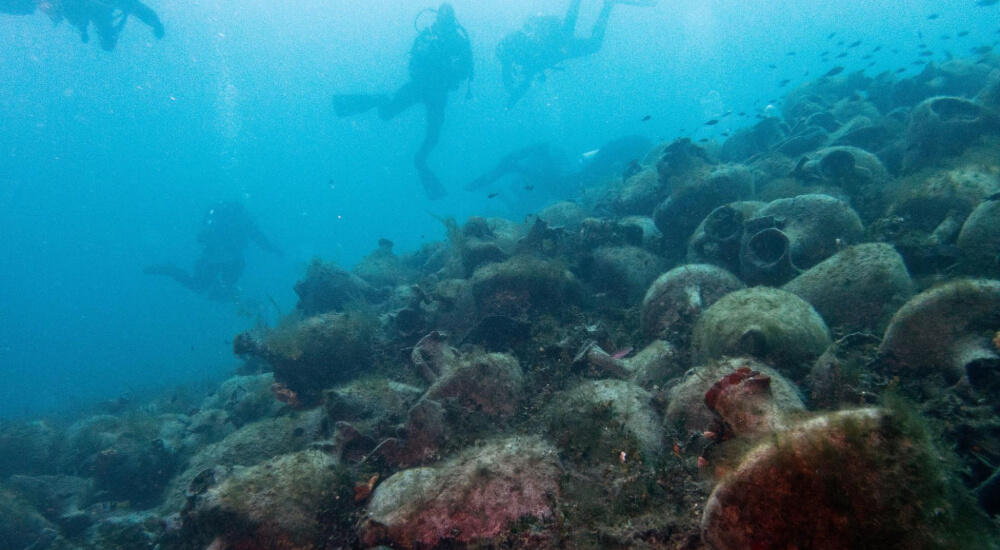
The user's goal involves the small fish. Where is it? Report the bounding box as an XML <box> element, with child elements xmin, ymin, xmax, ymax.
<box><xmin>524</xmin><ymin>185</ymin><xmax>534</xmax><ymax>191</ymax></box>
<box><xmin>912</xmin><ymin>60</ymin><xmax>928</xmax><ymax>65</ymax></box>
<box><xmin>705</xmin><ymin>119</ymin><xmax>719</xmax><ymax>126</ymax></box>
<box><xmin>768</xmin><ymin>63</ymin><xmax>778</xmax><ymax>69</ymax></box>
<box><xmin>978</xmin><ymin>0</ymin><xmax>999</xmax><ymax>6</ymax></box>
<box><xmin>823</xmin><ymin>66</ymin><xmax>845</xmax><ymax>77</ymax></box>
<box><xmin>918</xmin><ymin>43</ymin><xmax>928</xmax><ymax>49</ymax></box>
<box><xmin>848</xmin><ymin>40</ymin><xmax>862</xmax><ymax>48</ymax></box>
<box><xmin>721</xmin><ymin>132</ymin><xmax>730</xmax><ymax>137</ymax></box>
<box><xmin>837</xmin><ymin>40</ymin><xmax>846</xmax><ymax>46</ymax></box>
<box><xmin>895</xmin><ymin>67</ymin><xmax>908</xmax><ymax>73</ymax></box>
<box><xmin>755</xmin><ymin>114</ymin><xmax>766</xmax><ymax>119</ymax></box>
<box><xmin>610</xmin><ymin>347</ymin><xmax>634</xmax><ymax>360</ymax></box>
<box><xmin>972</xmin><ymin>45</ymin><xmax>994</xmax><ymax>55</ymax></box>
<box><xmin>737</xmin><ymin>111</ymin><xmax>747</xmax><ymax>116</ymax></box>
<box><xmin>820</xmin><ymin>50</ymin><xmax>830</xmax><ymax>56</ymax></box>
<box><xmin>957</xmin><ymin>30</ymin><xmax>970</xmax><ymax>37</ymax></box>
<box><xmin>786</xmin><ymin>51</ymin><xmax>797</xmax><ymax>56</ymax></box>
<box><xmin>927</xmin><ymin>13</ymin><xmax>939</xmax><ymax>19</ymax></box>
<box><xmin>827</xmin><ymin>32</ymin><xmax>837</xmax><ymax>39</ymax></box>
<box><xmin>872</xmin><ymin>46</ymin><xmax>882</xmax><ymax>52</ymax></box>
<box><xmin>698</xmin><ymin>138</ymin><xmax>709</xmax><ymax>142</ymax></box>
<box><xmin>641</xmin><ymin>114</ymin><xmax>652</xmax><ymax>121</ymax></box>
<box><xmin>919</xmin><ymin>50</ymin><xmax>934</xmax><ymax>56</ymax></box>
<box><xmin>941</xmin><ymin>34</ymin><xmax>952</xmax><ymax>40</ymax></box>
<box><xmin>836</xmin><ymin>52</ymin><xmax>849</xmax><ymax>58</ymax></box>
<box><xmin>862</xmin><ymin>54</ymin><xmax>873</xmax><ymax>59</ymax></box>
<box><xmin>778</xmin><ymin>79</ymin><xmax>791</xmax><ymax>87</ymax></box>
<box><xmin>487</xmin><ymin>193</ymin><xmax>498</xmax><ymax>199</ymax></box>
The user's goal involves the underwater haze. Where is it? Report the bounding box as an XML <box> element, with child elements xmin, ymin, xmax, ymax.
<box><xmin>3</xmin><ymin>0</ymin><xmax>1000</xmax><ymax>547</ymax></box>
<box><xmin>1</xmin><ymin>0</ymin><xmax>988</xmax><ymax>418</ymax></box>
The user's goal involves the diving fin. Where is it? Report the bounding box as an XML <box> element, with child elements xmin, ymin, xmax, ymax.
<box><xmin>333</xmin><ymin>94</ymin><xmax>383</xmax><ymax>117</ymax></box>
<box><xmin>415</xmin><ymin>161</ymin><xmax>448</xmax><ymax>200</ymax></box>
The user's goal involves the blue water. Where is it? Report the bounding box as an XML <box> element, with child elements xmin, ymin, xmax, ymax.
<box><xmin>0</xmin><ymin>0</ymin><xmax>994</xmax><ymax>418</ymax></box>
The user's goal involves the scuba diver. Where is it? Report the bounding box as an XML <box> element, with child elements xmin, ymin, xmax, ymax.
<box><xmin>464</xmin><ymin>142</ymin><xmax>575</xmax><ymax>194</ymax></box>
<box><xmin>497</xmin><ymin>0</ymin><xmax>656</xmax><ymax>108</ymax></box>
<box><xmin>1</xmin><ymin>0</ymin><xmax>165</xmax><ymax>50</ymax></box>
<box><xmin>143</xmin><ymin>202</ymin><xmax>282</xmax><ymax>301</ymax></box>
<box><xmin>333</xmin><ymin>3</ymin><xmax>473</xmax><ymax>200</ymax></box>
<box><xmin>465</xmin><ymin>135</ymin><xmax>653</xmax><ymax>212</ymax></box>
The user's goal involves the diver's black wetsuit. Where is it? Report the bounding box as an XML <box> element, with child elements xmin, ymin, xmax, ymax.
<box><xmin>334</xmin><ymin>3</ymin><xmax>473</xmax><ymax>200</ymax></box>
<box><xmin>497</xmin><ymin>0</ymin><xmax>653</xmax><ymax>108</ymax></box>
<box><xmin>464</xmin><ymin>143</ymin><xmax>571</xmax><ymax>192</ymax></box>
<box><xmin>61</xmin><ymin>0</ymin><xmax>164</xmax><ymax>50</ymax></box>
<box><xmin>144</xmin><ymin>202</ymin><xmax>281</xmax><ymax>301</ymax></box>
<box><xmin>4</xmin><ymin>0</ymin><xmax>165</xmax><ymax>50</ymax></box>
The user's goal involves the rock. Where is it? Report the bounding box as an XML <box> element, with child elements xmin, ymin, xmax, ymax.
<box><xmin>742</xmin><ymin>194</ymin><xmax>864</xmax><ymax>281</ymax></box>
<box><xmin>775</xmin><ymin>126</ymin><xmax>829</xmax><ymax>157</ymax></box>
<box><xmin>879</xmin><ymin>279</ymin><xmax>1000</xmax><ymax>386</ymax></box>
<box><xmin>361</xmin><ymin>437</ymin><xmax>560</xmax><ymax>549</ymax></box>
<box><xmin>586</xmin><ymin>245</ymin><xmax>666</xmax><ymax>303</ymax></box>
<box><xmin>353</xmin><ymin>238</ymin><xmax>410</xmax><ymax>288</ymax></box>
<box><xmin>459</xmin><ymin>217</ymin><xmax>510</xmax><ymax>276</ymax></box>
<box><xmin>687</xmin><ymin>202</ymin><xmax>766</xmax><ymax>274</ymax></box>
<box><xmin>90</xmin><ymin>436</ymin><xmax>178</xmax><ymax>507</ymax></box>
<box><xmin>665</xmin><ymin>358</ymin><xmax>804</xmax><ymax>438</ymax></box>
<box><xmin>783</xmin><ymin>243</ymin><xmax>914</xmax><ymax>334</ymax></box>
<box><xmin>807</xmin><ymin>333</ymin><xmax>882</xmax><ymax>410</ymax></box>
<box><xmin>656</xmin><ymin>138</ymin><xmax>714</xmax><ymax>181</ymax></box>
<box><xmin>292</xmin><ymin>258</ymin><xmax>380</xmax><ymax>315</ymax></box>
<box><xmin>233</xmin><ymin>312</ymin><xmax>376</xmax><ymax>406</ymax></box>
<box><xmin>876</xmin><ymin>164</ymin><xmax>1000</xmax><ymax>275</ymax></box>
<box><xmin>199</xmin><ymin>373</ymin><xmax>283</xmax><ymax>428</ymax></box>
<box><xmin>90</xmin><ymin>512</ymin><xmax>167</xmax><ymax>550</ymax></box>
<box><xmin>0</xmin><ymin>420</ymin><xmax>59</xmax><ymax>478</ymax></box>
<box><xmin>0</xmin><ymin>488</ymin><xmax>58</xmax><ymax>550</ymax></box>
<box><xmin>625</xmin><ymin>340</ymin><xmax>684</xmax><ymax>389</ymax></box>
<box><xmin>610</xmin><ymin>168</ymin><xmax>666</xmax><ymax>216</ymax></box>
<box><xmin>547</xmin><ymin>379</ymin><xmax>663</xmax><ymax>465</ymax></box>
<box><xmin>640</xmin><ymin>264</ymin><xmax>745</xmax><ymax>346</ymax></box>
<box><xmin>889</xmin><ymin>60</ymin><xmax>996</xmax><ymax>109</ymax></box>
<box><xmin>720</xmin><ymin>117</ymin><xmax>789</xmax><ymax>163</ymax></box>
<box><xmin>702</xmin><ymin>408</ymin><xmax>992</xmax><ymax>550</ymax></box>
<box><xmin>903</xmin><ymin>96</ymin><xmax>1000</xmax><ymax>169</ymax></box>
<box><xmin>957</xmin><ymin>199</ymin><xmax>1000</xmax><ymax>278</ymax></box>
<box><xmin>425</xmin><ymin>352</ymin><xmax>524</xmax><ymax>420</ymax></box>
<box><xmin>324</xmin><ymin>378</ymin><xmax>422</xmax><ymax>429</ymax></box>
<box><xmin>371</xmin><ymin>399</ymin><xmax>447</xmax><ymax>467</ymax></box>
<box><xmin>693</xmin><ymin>287</ymin><xmax>831</xmax><ymax>379</ymax></box>
<box><xmin>186</xmin><ymin>450</ymin><xmax>349</xmax><ymax>549</ymax></box>
<box><xmin>790</xmin><ymin>146</ymin><xmax>891</xmax><ymax>222</ymax></box>
<box><xmin>653</xmin><ymin>165</ymin><xmax>755</xmax><ymax>250</ymax></box>
<box><xmin>539</xmin><ymin>201</ymin><xmax>587</xmax><ymax>232</ymax></box>
<box><xmin>618</xmin><ymin>215</ymin><xmax>662</xmax><ymax>250</ymax></box>
<box><xmin>979</xmin><ymin>70</ymin><xmax>1000</xmax><ymax>111</ymax></box>
<box><xmin>470</xmin><ymin>256</ymin><xmax>579</xmax><ymax>318</ymax></box>
<box><xmin>161</xmin><ymin>410</ymin><xmax>329</xmax><ymax>514</ymax></box>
